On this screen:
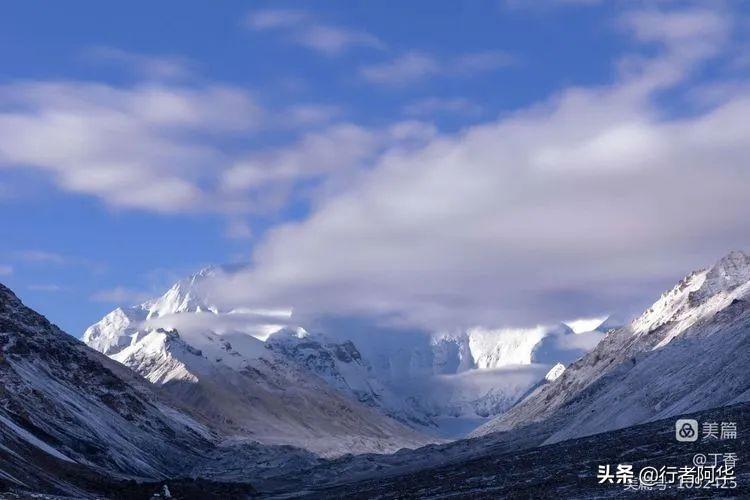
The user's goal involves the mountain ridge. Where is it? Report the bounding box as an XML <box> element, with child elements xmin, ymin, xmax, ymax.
<box><xmin>0</xmin><ymin>282</ymin><xmax>217</xmax><ymax>495</ymax></box>
<box><xmin>472</xmin><ymin>250</ymin><xmax>750</xmax><ymax>442</ymax></box>
<box><xmin>83</xmin><ymin>266</ymin><xmax>608</xmax><ymax>439</ymax></box>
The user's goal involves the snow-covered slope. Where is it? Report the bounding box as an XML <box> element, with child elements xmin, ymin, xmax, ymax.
<box><xmin>0</xmin><ymin>283</ymin><xmax>216</xmax><ymax>495</ymax></box>
<box><xmin>264</xmin><ymin>326</ymin><xmax>548</xmax><ymax>433</ymax></box>
<box><xmin>321</xmin><ymin>323</ymin><xmax>605</xmax><ymax>435</ymax></box>
<box><xmin>83</xmin><ymin>304</ymin><xmax>154</xmax><ymax>356</ymax></box>
<box><xmin>83</xmin><ymin>265</ymin><xmax>289</xmax><ymax>354</ymax></box>
<box><xmin>85</xmin><ymin>265</ymin><xmax>607</xmax><ymax>441</ymax></box>
<box><xmin>473</xmin><ymin>250</ymin><xmax>750</xmax><ymax>442</ymax></box>
<box><xmin>83</xmin><ymin>268</ymin><xmax>436</xmax><ymax>457</ymax></box>
<box><xmin>265</xmin><ymin>327</ymin><xmax>436</xmax><ymax>428</ymax></box>
<box><xmin>430</xmin><ymin>322</ymin><xmax>603</xmax><ymax>371</ymax></box>
<box><xmin>265</xmin><ymin>327</ymin><xmax>384</xmax><ymax>407</ymax></box>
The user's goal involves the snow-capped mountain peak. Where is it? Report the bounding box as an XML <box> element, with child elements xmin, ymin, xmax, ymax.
<box><xmin>691</xmin><ymin>249</ymin><xmax>750</xmax><ymax>302</ymax></box>
<box><xmin>84</xmin><ymin>262</ymin><xmax>610</xmax><ymax>444</ymax></box>
<box><xmin>473</xmin><ymin>250</ymin><xmax>750</xmax><ymax>442</ymax></box>
<box><xmin>146</xmin><ymin>266</ymin><xmax>224</xmax><ymax>319</ymax></box>
<box><xmin>83</xmin><ymin>272</ymin><xmax>438</xmax><ymax>456</ymax></box>
<box><xmin>82</xmin><ymin>304</ymin><xmax>148</xmax><ymax>355</ymax></box>
<box><xmin>0</xmin><ymin>283</ymin><xmax>214</xmax><ymax>488</ymax></box>
<box><xmin>269</xmin><ymin>326</ymin><xmax>311</xmax><ymax>341</ymax></box>
<box><xmin>630</xmin><ymin>250</ymin><xmax>750</xmax><ymax>346</ymax></box>
<box><xmin>430</xmin><ymin>323</ymin><xmax>578</xmax><ymax>372</ymax></box>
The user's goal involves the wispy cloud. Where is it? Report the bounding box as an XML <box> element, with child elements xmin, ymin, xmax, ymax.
<box><xmin>0</xmin><ymin>264</ymin><xmax>13</xmax><ymax>276</ymax></box>
<box><xmin>244</xmin><ymin>9</ymin><xmax>385</xmax><ymax>55</ymax></box>
<box><xmin>82</xmin><ymin>46</ymin><xmax>193</xmax><ymax>80</ymax></box>
<box><xmin>502</xmin><ymin>0</ymin><xmax>605</xmax><ymax>10</ymax></box>
<box><xmin>220</xmin><ymin>121</ymin><xmax>435</xmax><ymax>212</ymax></box>
<box><xmin>220</xmin><ymin>123</ymin><xmax>382</xmax><ymax>213</ymax></box>
<box><xmin>620</xmin><ymin>7</ymin><xmax>729</xmax><ymax>50</ymax></box>
<box><xmin>224</xmin><ymin>219</ymin><xmax>253</xmax><ymax>240</ymax></box>
<box><xmin>11</xmin><ymin>250</ymin><xmax>107</xmax><ymax>274</ymax></box>
<box><xmin>403</xmin><ymin>97</ymin><xmax>482</xmax><ymax>117</ymax></box>
<box><xmin>244</xmin><ymin>8</ymin><xmax>307</xmax><ymax>30</ymax></box>
<box><xmin>90</xmin><ymin>286</ymin><xmax>152</xmax><ymax>304</ymax></box>
<box><xmin>564</xmin><ymin>316</ymin><xmax>607</xmax><ymax>334</ymax></box>
<box><xmin>360</xmin><ymin>50</ymin><xmax>513</xmax><ymax>86</ymax></box>
<box><xmin>0</xmin><ymin>66</ymin><xmax>406</xmax><ymax>230</ymax></box>
<box><xmin>14</xmin><ymin>250</ymin><xmax>67</xmax><ymax>265</ymax></box>
<box><xmin>453</xmin><ymin>51</ymin><xmax>515</xmax><ymax>74</ymax></box>
<box><xmin>280</xmin><ymin>103</ymin><xmax>343</xmax><ymax>127</ymax></box>
<box><xmin>27</xmin><ymin>284</ymin><xmax>65</xmax><ymax>292</ymax></box>
<box><xmin>360</xmin><ymin>52</ymin><xmax>439</xmax><ymax>86</ymax></box>
<box><xmin>205</xmin><ymin>5</ymin><xmax>750</xmax><ymax>330</ymax></box>
<box><xmin>0</xmin><ymin>80</ymin><xmax>262</xmax><ymax>214</ymax></box>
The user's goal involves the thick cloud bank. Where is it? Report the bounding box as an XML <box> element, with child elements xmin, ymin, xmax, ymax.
<box><xmin>205</xmin><ymin>6</ymin><xmax>750</xmax><ymax>330</ymax></box>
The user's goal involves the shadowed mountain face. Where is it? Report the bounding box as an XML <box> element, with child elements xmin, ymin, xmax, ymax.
<box><xmin>82</xmin><ymin>266</ymin><xmax>438</xmax><ymax>457</ymax></box>
<box><xmin>473</xmin><ymin>251</ymin><xmax>750</xmax><ymax>443</ymax></box>
<box><xmin>287</xmin><ymin>402</ymin><xmax>749</xmax><ymax>499</ymax></box>
<box><xmin>3</xmin><ymin>252</ymin><xmax>750</xmax><ymax>498</ymax></box>
<box><xmin>0</xmin><ymin>283</ymin><xmax>217</xmax><ymax>496</ymax></box>
<box><xmin>83</xmin><ymin>265</ymin><xmax>607</xmax><ymax>442</ymax></box>
<box><xmin>221</xmin><ymin>251</ymin><xmax>750</xmax><ymax>497</ymax></box>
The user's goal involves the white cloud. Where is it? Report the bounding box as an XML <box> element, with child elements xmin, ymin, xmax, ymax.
<box><xmin>222</xmin><ymin>124</ymin><xmax>379</xmax><ymax>191</ymax></box>
<box><xmin>295</xmin><ymin>25</ymin><xmax>384</xmax><ymax>55</ymax></box>
<box><xmin>0</xmin><ymin>264</ymin><xmax>12</xmax><ymax>276</ymax></box>
<box><xmin>360</xmin><ymin>50</ymin><xmax>512</xmax><ymax>86</ymax></box>
<box><xmin>280</xmin><ymin>103</ymin><xmax>343</xmax><ymax>127</ymax></box>
<box><xmin>0</xmin><ymin>73</ymin><xmax>430</xmax><ymax>222</ymax></box>
<box><xmin>82</xmin><ymin>46</ymin><xmax>193</xmax><ymax>80</ymax></box>
<box><xmin>453</xmin><ymin>51</ymin><xmax>514</xmax><ymax>74</ymax></box>
<box><xmin>143</xmin><ymin>310</ymin><xmax>290</xmax><ymax>341</ymax></box>
<box><xmin>564</xmin><ymin>316</ymin><xmax>607</xmax><ymax>334</ymax></box>
<box><xmin>225</xmin><ymin>219</ymin><xmax>253</xmax><ymax>240</ymax></box>
<box><xmin>90</xmin><ymin>286</ymin><xmax>152</xmax><ymax>304</ymax></box>
<box><xmin>244</xmin><ymin>9</ymin><xmax>384</xmax><ymax>55</ymax></box>
<box><xmin>0</xmin><ymin>81</ymin><xmax>262</xmax><ymax>214</ymax></box>
<box><xmin>11</xmin><ymin>250</ymin><xmax>107</xmax><ymax>274</ymax></box>
<box><xmin>14</xmin><ymin>250</ymin><xmax>67</xmax><ymax>265</ymax></box>
<box><xmin>360</xmin><ymin>52</ymin><xmax>440</xmax><ymax>86</ymax></box>
<box><xmin>621</xmin><ymin>7</ymin><xmax>728</xmax><ymax>46</ymax></box>
<box><xmin>220</xmin><ymin>122</ymin><xmax>435</xmax><ymax>212</ymax></box>
<box><xmin>503</xmin><ymin>0</ymin><xmax>604</xmax><ymax>8</ymax></box>
<box><xmin>404</xmin><ymin>97</ymin><xmax>482</xmax><ymax>117</ymax></box>
<box><xmin>245</xmin><ymin>9</ymin><xmax>308</xmax><ymax>30</ymax></box>
<box><xmin>202</xmin><ymin>6</ymin><xmax>750</xmax><ymax>331</ymax></box>
<box><xmin>614</xmin><ymin>7</ymin><xmax>730</xmax><ymax>91</ymax></box>
<box><xmin>27</xmin><ymin>284</ymin><xmax>65</xmax><ymax>292</ymax></box>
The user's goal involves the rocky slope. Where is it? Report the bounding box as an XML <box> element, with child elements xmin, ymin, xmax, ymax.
<box><xmin>343</xmin><ymin>323</ymin><xmax>604</xmax><ymax>434</ymax></box>
<box><xmin>287</xmin><ymin>402</ymin><xmax>749</xmax><ymax>499</ymax></box>
<box><xmin>265</xmin><ymin>327</ymin><xmax>436</xmax><ymax>428</ymax></box>
<box><xmin>473</xmin><ymin>250</ymin><xmax>750</xmax><ymax>443</ymax></box>
<box><xmin>0</xmin><ymin>283</ymin><xmax>216</xmax><ymax>496</ymax></box>
<box><xmin>85</xmin><ymin>265</ymin><xmax>608</xmax><ymax>439</ymax></box>
<box><xmin>83</xmin><ymin>268</ymin><xmax>435</xmax><ymax>457</ymax></box>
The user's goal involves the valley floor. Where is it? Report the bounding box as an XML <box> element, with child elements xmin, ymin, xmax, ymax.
<box><xmin>273</xmin><ymin>402</ymin><xmax>750</xmax><ymax>499</ymax></box>
<box><xmin>2</xmin><ymin>402</ymin><xmax>748</xmax><ymax>498</ymax></box>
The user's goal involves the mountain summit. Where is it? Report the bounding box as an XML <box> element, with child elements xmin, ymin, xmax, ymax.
<box><xmin>83</xmin><ymin>269</ymin><xmax>436</xmax><ymax>457</ymax></box>
<box><xmin>0</xmin><ymin>283</ymin><xmax>214</xmax><ymax>495</ymax></box>
<box><xmin>473</xmin><ymin>250</ymin><xmax>750</xmax><ymax>441</ymax></box>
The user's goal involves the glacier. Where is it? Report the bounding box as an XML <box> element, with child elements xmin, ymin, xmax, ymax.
<box><xmin>83</xmin><ymin>264</ymin><xmax>609</xmax><ymax>441</ymax></box>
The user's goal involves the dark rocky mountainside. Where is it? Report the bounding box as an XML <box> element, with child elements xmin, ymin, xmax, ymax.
<box><xmin>0</xmin><ymin>283</ymin><xmax>217</xmax><ymax>496</ymax></box>
<box><xmin>291</xmin><ymin>402</ymin><xmax>749</xmax><ymax>499</ymax></box>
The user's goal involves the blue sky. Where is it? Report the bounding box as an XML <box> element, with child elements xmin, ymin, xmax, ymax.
<box><xmin>2</xmin><ymin>1</ymin><xmax>750</xmax><ymax>336</ymax></box>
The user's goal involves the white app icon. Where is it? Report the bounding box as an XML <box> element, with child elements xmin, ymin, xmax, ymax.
<box><xmin>675</xmin><ymin>419</ymin><xmax>699</xmax><ymax>442</ymax></box>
